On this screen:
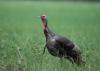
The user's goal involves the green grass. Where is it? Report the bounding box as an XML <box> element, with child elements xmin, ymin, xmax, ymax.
<box><xmin>0</xmin><ymin>1</ymin><xmax>100</xmax><ymax>71</ymax></box>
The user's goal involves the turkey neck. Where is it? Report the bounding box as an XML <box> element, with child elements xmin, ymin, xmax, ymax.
<box><xmin>42</xmin><ymin>19</ymin><xmax>54</xmax><ymax>39</ymax></box>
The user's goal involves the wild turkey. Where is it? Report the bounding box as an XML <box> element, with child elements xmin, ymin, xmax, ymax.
<box><xmin>40</xmin><ymin>15</ymin><xmax>84</xmax><ymax>65</ymax></box>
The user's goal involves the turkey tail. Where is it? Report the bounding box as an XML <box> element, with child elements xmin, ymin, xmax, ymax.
<box><xmin>72</xmin><ymin>44</ymin><xmax>85</xmax><ymax>65</ymax></box>
<box><xmin>72</xmin><ymin>53</ymin><xmax>85</xmax><ymax>65</ymax></box>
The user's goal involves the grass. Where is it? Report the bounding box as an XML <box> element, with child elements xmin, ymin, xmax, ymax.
<box><xmin>0</xmin><ymin>1</ymin><xmax>100</xmax><ymax>71</ymax></box>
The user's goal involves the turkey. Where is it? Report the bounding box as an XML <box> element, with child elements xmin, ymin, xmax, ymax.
<box><xmin>40</xmin><ymin>15</ymin><xmax>84</xmax><ymax>65</ymax></box>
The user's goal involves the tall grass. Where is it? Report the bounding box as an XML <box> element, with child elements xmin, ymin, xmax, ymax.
<box><xmin>0</xmin><ymin>1</ymin><xmax>100</xmax><ymax>71</ymax></box>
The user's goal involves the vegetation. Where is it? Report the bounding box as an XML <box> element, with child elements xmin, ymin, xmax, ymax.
<box><xmin>0</xmin><ymin>0</ymin><xmax>100</xmax><ymax>1</ymax></box>
<box><xmin>0</xmin><ymin>1</ymin><xmax>100</xmax><ymax>71</ymax></box>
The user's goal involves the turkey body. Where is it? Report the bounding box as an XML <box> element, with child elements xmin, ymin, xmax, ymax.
<box><xmin>46</xmin><ymin>35</ymin><xmax>74</xmax><ymax>57</ymax></box>
<box><xmin>45</xmin><ymin>34</ymin><xmax>82</xmax><ymax>65</ymax></box>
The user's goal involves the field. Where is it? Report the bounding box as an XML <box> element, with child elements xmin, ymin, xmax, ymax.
<box><xmin>0</xmin><ymin>1</ymin><xmax>100</xmax><ymax>71</ymax></box>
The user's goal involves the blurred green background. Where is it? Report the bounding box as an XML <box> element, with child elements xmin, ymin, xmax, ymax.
<box><xmin>0</xmin><ymin>1</ymin><xmax>100</xmax><ymax>71</ymax></box>
<box><xmin>0</xmin><ymin>0</ymin><xmax>100</xmax><ymax>1</ymax></box>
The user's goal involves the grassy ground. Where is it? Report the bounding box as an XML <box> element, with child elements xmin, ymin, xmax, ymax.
<box><xmin>0</xmin><ymin>1</ymin><xmax>100</xmax><ymax>71</ymax></box>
